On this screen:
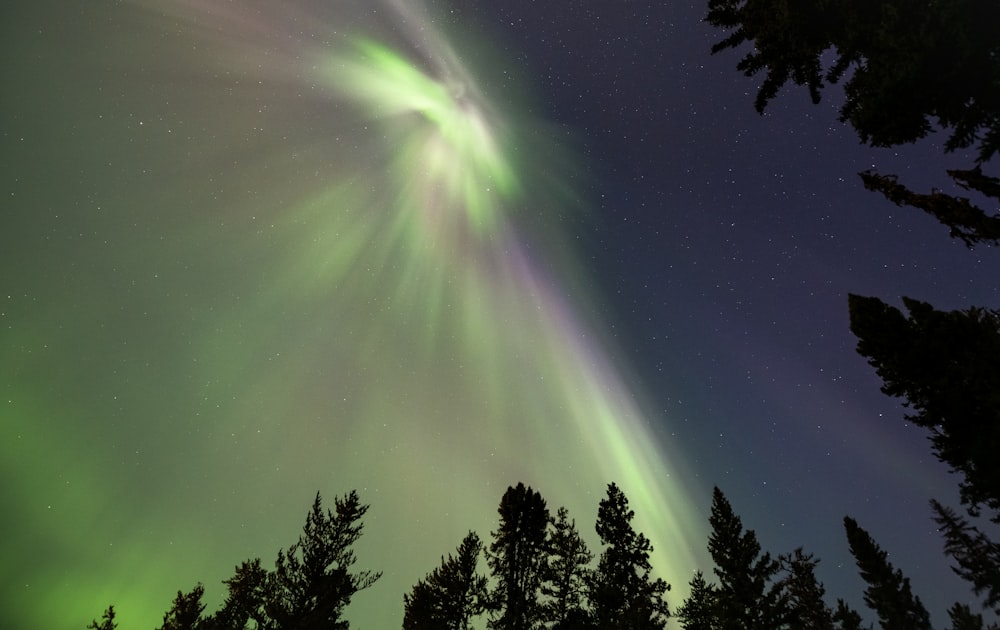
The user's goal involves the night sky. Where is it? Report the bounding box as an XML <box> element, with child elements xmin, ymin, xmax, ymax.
<box><xmin>3</xmin><ymin>1</ymin><xmax>995</xmax><ymax>628</ymax></box>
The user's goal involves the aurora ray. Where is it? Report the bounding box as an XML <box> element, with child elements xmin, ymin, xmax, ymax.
<box><xmin>1</xmin><ymin>1</ymin><xmax>708</xmax><ymax>628</ymax></box>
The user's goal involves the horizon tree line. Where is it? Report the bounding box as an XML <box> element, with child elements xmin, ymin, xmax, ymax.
<box><xmin>85</xmin><ymin>470</ymin><xmax>999</xmax><ymax>629</ymax></box>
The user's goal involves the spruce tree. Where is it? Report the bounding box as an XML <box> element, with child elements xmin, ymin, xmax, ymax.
<box><xmin>589</xmin><ymin>482</ymin><xmax>670</xmax><ymax>629</ymax></box>
<box><xmin>860</xmin><ymin>169</ymin><xmax>1000</xmax><ymax>247</ymax></box>
<box><xmin>832</xmin><ymin>600</ymin><xmax>868</xmax><ymax>630</ymax></box>
<box><xmin>487</xmin><ymin>482</ymin><xmax>550</xmax><ymax>630</ymax></box>
<box><xmin>157</xmin><ymin>584</ymin><xmax>207</xmax><ymax>630</ymax></box>
<box><xmin>706</xmin><ymin>0</ymin><xmax>1000</xmax><ymax>248</ymax></box>
<box><xmin>403</xmin><ymin>531</ymin><xmax>488</xmax><ymax>630</ymax></box>
<box><xmin>266</xmin><ymin>491</ymin><xmax>381</xmax><ymax>629</ymax></box>
<box><xmin>86</xmin><ymin>606</ymin><xmax>117</xmax><ymax>630</ymax></box>
<box><xmin>705</xmin><ymin>0</ymin><xmax>1000</xmax><ymax>162</ymax></box>
<box><xmin>843</xmin><ymin>516</ymin><xmax>932</xmax><ymax>630</ymax></box>
<box><xmin>541</xmin><ymin>507</ymin><xmax>593</xmax><ymax>628</ymax></box>
<box><xmin>706</xmin><ymin>487</ymin><xmax>784</xmax><ymax>630</ymax></box>
<box><xmin>849</xmin><ymin>295</ymin><xmax>1000</xmax><ymax>516</ymax></box>
<box><xmin>932</xmin><ymin>500</ymin><xmax>1000</xmax><ymax>614</ymax></box>
<box><xmin>948</xmin><ymin>602</ymin><xmax>986</xmax><ymax>630</ymax></box>
<box><xmin>213</xmin><ymin>558</ymin><xmax>270</xmax><ymax>630</ymax></box>
<box><xmin>675</xmin><ymin>571</ymin><xmax>718</xmax><ymax>630</ymax></box>
<box><xmin>779</xmin><ymin>548</ymin><xmax>834</xmax><ymax>630</ymax></box>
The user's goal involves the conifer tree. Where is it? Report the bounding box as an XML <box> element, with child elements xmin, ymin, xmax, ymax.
<box><xmin>932</xmin><ymin>500</ymin><xmax>1000</xmax><ymax>614</ymax></box>
<box><xmin>832</xmin><ymin>599</ymin><xmax>868</xmax><ymax>630</ymax></box>
<box><xmin>860</xmin><ymin>169</ymin><xmax>1000</xmax><ymax>247</ymax></box>
<box><xmin>589</xmin><ymin>482</ymin><xmax>670</xmax><ymax>629</ymax></box>
<box><xmin>705</xmin><ymin>0</ymin><xmax>1000</xmax><ymax>247</ymax></box>
<box><xmin>86</xmin><ymin>606</ymin><xmax>117</xmax><ymax>630</ymax></box>
<box><xmin>487</xmin><ymin>482</ymin><xmax>550</xmax><ymax>630</ymax></box>
<box><xmin>403</xmin><ymin>531</ymin><xmax>488</xmax><ymax>630</ymax></box>
<box><xmin>843</xmin><ymin>516</ymin><xmax>932</xmax><ymax>630</ymax></box>
<box><xmin>705</xmin><ymin>0</ymin><xmax>1000</xmax><ymax>162</ymax></box>
<box><xmin>266</xmin><ymin>491</ymin><xmax>381</xmax><ymax>629</ymax></box>
<box><xmin>849</xmin><ymin>295</ymin><xmax>1000</xmax><ymax>517</ymax></box>
<box><xmin>158</xmin><ymin>584</ymin><xmax>207</xmax><ymax>630</ymax></box>
<box><xmin>948</xmin><ymin>602</ymin><xmax>986</xmax><ymax>630</ymax></box>
<box><xmin>706</xmin><ymin>487</ymin><xmax>784</xmax><ymax>630</ymax></box>
<box><xmin>213</xmin><ymin>558</ymin><xmax>269</xmax><ymax>630</ymax></box>
<box><xmin>779</xmin><ymin>548</ymin><xmax>834</xmax><ymax>630</ymax></box>
<box><xmin>675</xmin><ymin>571</ymin><xmax>718</xmax><ymax>630</ymax></box>
<box><xmin>541</xmin><ymin>507</ymin><xmax>593</xmax><ymax>628</ymax></box>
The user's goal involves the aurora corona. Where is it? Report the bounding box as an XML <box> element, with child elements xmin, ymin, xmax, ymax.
<box><xmin>2</xmin><ymin>1</ymin><xmax>708</xmax><ymax>628</ymax></box>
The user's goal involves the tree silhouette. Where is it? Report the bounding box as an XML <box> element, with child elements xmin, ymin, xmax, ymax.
<box><xmin>778</xmin><ymin>548</ymin><xmax>834</xmax><ymax>630</ymax></box>
<box><xmin>848</xmin><ymin>295</ymin><xmax>1000</xmax><ymax>517</ymax></box>
<box><xmin>86</xmin><ymin>606</ymin><xmax>117</xmax><ymax>630</ymax></box>
<box><xmin>706</xmin><ymin>487</ymin><xmax>784</xmax><ymax>630</ymax></box>
<box><xmin>932</xmin><ymin>500</ymin><xmax>1000</xmax><ymax>615</ymax></box>
<box><xmin>832</xmin><ymin>599</ymin><xmax>868</xmax><ymax>630</ymax></box>
<box><xmin>487</xmin><ymin>482</ymin><xmax>550</xmax><ymax>630</ymax></box>
<box><xmin>541</xmin><ymin>506</ymin><xmax>593</xmax><ymax>629</ymax></box>
<box><xmin>403</xmin><ymin>531</ymin><xmax>489</xmax><ymax>630</ymax></box>
<box><xmin>705</xmin><ymin>0</ymin><xmax>1000</xmax><ymax>161</ymax></box>
<box><xmin>212</xmin><ymin>558</ymin><xmax>270</xmax><ymax>630</ymax></box>
<box><xmin>264</xmin><ymin>491</ymin><xmax>380</xmax><ymax>630</ymax></box>
<box><xmin>589</xmin><ymin>482</ymin><xmax>670</xmax><ymax>629</ymax></box>
<box><xmin>860</xmin><ymin>169</ymin><xmax>1000</xmax><ymax>247</ymax></box>
<box><xmin>85</xmin><ymin>490</ymin><xmax>381</xmax><ymax>630</ymax></box>
<box><xmin>705</xmin><ymin>0</ymin><xmax>1000</xmax><ymax>248</ymax></box>
<box><xmin>675</xmin><ymin>571</ymin><xmax>718</xmax><ymax>630</ymax></box>
<box><xmin>843</xmin><ymin>516</ymin><xmax>932</xmax><ymax>630</ymax></box>
<box><xmin>157</xmin><ymin>584</ymin><xmax>207</xmax><ymax>630</ymax></box>
<box><xmin>948</xmin><ymin>602</ymin><xmax>989</xmax><ymax>630</ymax></box>
<box><xmin>705</xmin><ymin>0</ymin><xmax>832</xmax><ymax>115</ymax></box>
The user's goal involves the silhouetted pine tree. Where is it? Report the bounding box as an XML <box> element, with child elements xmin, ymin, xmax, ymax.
<box><xmin>705</xmin><ymin>0</ymin><xmax>1000</xmax><ymax>161</ymax></box>
<box><xmin>948</xmin><ymin>602</ymin><xmax>988</xmax><ymax>630</ymax></box>
<box><xmin>843</xmin><ymin>516</ymin><xmax>932</xmax><ymax>630</ymax></box>
<box><xmin>779</xmin><ymin>548</ymin><xmax>834</xmax><ymax>629</ymax></box>
<box><xmin>157</xmin><ymin>584</ymin><xmax>207</xmax><ymax>630</ymax></box>
<box><xmin>265</xmin><ymin>491</ymin><xmax>381</xmax><ymax>629</ymax></box>
<box><xmin>541</xmin><ymin>507</ymin><xmax>593</xmax><ymax>629</ymax></box>
<box><xmin>675</xmin><ymin>571</ymin><xmax>718</xmax><ymax>630</ymax></box>
<box><xmin>487</xmin><ymin>482</ymin><xmax>550</xmax><ymax>630</ymax></box>
<box><xmin>403</xmin><ymin>531</ymin><xmax>488</xmax><ymax>630</ymax></box>
<box><xmin>706</xmin><ymin>0</ymin><xmax>1000</xmax><ymax>248</ymax></box>
<box><xmin>932</xmin><ymin>500</ymin><xmax>1000</xmax><ymax>615</ymax></box>
<box><xmin>212</xmin><ymin>558</ymin><xmax>269</xmax><ymax>630</ymax></box>
<box><xmin>86</xmin><ymin>606</ymin><xmax>117</xmax><ymax>630</ymax></box>
<box><xmin>707</xmin><ymin>487</ymin><xmax>784</xmax><ymax>630</ymax></box>
<box><xmin>589</xmin><ymin>482</ymin><xmax>670</xmax><ymax>629</ymax></box>
<box><xmin>859</xmin><ymin>169</ymin><xmax>1000</xmax><ymax>247</ymax></box>
<box><xmin>832</xmin><ymin>599</ymin><xmax>869</xmax><ymax>630</ymax></box>
<box><xmin>849</xmin><ymin>295</ymin><xmax>1000</xmax><ymax>517</ymax></box>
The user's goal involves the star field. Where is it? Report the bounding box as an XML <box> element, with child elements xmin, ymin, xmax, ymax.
<box><xmin>2</xmin><ymin>1</ymin><xmax>996</xmax><ymax>628</ymax></box>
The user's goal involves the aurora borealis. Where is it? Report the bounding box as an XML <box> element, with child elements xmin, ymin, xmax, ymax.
<box><xmin>3</xmin><ymin>1</ymin><xmax>704</xmax><ymax>627</ymax></box>
<box><xmin>3</xmin><ymin>0</ymin><xmax>995</xmax><ymax>628</ymax></box>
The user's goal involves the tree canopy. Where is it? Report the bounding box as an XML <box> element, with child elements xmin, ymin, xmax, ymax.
<box><xmin>83</xmin><ymin>480</ymin><xmax>1000</xmax><ymax>629</ymax></box>
<box><xmin>848</xmin><ymin>294</ymin><xmax>1000</xmax><ymax>517</ymax></box>
<box><xmin>706</xmin><ymin>0</ymin><xmax>1000</xmax><ymax>162</ymax></box>
<box><xmin>706</xmin><ymin>0</ymin><xmax>1000</xmax><ymax>247</ymax></box>
<box><xmin>590</xmin><ymin>482</ymin><xmax>671</xmax><ymax>629</ymax></box>
<box><xmin>403</xmin><ymin>531</ymin><xmax>488</xmax><ymax>630</ymax></box>
<box><xmin>266</xmin><ymin>491</ymin><xmax>381</xmax><ymax>629</ymax></box>
<box><xmin>843</xmin><ymin>516</ymin><xmax>933</xmax><ymax>630</ymax></box>
<box><xmin>487</xmin><ymin>482</ymin><xmax>550</xmax><ymax>630</ymax></box>
<box><xmin>706</xmin><ymin>486</ymin><xmax>784</xmax><ymax>630</ymax></box>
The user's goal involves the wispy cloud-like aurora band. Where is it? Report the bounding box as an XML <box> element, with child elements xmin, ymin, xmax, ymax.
<box><xmin>3</xmin><ymin>1</ymin><xmax>707</xmax><ymax>628</ymax></box>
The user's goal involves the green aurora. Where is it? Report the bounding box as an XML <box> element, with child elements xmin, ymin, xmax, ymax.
<box><xmin>1</xmin><ymin>1</ymin><xmax>708</xmax><ymax>627</ymax></box>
